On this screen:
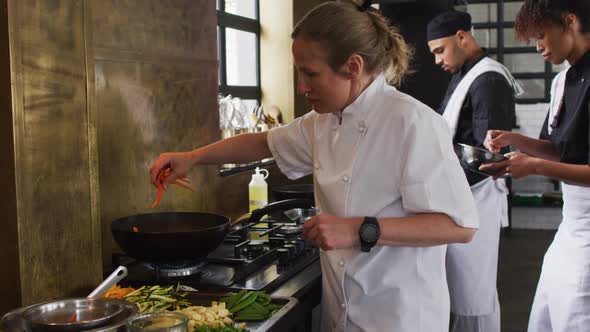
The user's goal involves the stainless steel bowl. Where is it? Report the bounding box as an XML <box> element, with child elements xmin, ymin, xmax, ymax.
<box><xmin>1</xmin><ymin>298</ymin><xmax>138</xmax><ymax>332</ymax></box>
<box><xmin>22</xmin><ymin>298</ymin><xmax>125</xmax><ymax>331</ymax></box>
<box><xmin>454</xmin><ymin>143</ymin><xmax>508</xmax><ymax>177</ymax></box>
<box><xmin>283</xmin><ymin>207</ymin><xmax>317</xmax><ymax>224</ymax></box>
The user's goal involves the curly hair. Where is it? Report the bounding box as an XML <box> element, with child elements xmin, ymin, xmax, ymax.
<box><xmin>515</xmin><ymin>0</ymin><xmax>590</xmax><ymax>42</ymax></box>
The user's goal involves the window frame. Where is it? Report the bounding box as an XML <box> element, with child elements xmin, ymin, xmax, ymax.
<box><xmin>467</xmin><ymin>0</ymin><xmax>553</xmax><ymax>104</ymax></box>
<box><xmin>217</xmin><ymin>0</ymin><xmax>261</xmax><ymax>102</ymax></box>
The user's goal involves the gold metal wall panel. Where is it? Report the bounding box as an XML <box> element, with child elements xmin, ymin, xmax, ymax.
<box><xmin>0</xmin><ymin>0</ymin><xmax>22</xmax><ymax>312</ymax></box>
<box><xmin>9</xmin><ymin>0</ymin><xmax>101</xmax><ymax>305</ymax></box>
<box><xmin>91</xmin><ymin>0</ymin><xmax>251</xmax><ymax>266</ymax></box>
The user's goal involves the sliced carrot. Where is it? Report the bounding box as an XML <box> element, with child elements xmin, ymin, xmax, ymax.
<box><xmin>151</xmin><ymin>167</ymin><xmax>193</xmax><ymax>208</ymax></box>
<box><xmin>177</xmin><ymin>177</ymin><xmax>191</xmax><ymax>184</ymax></box>
<box><xmin>172</xmin><ymin>180</ymin><xmax>194</xmax><ymax>192</ymax></box>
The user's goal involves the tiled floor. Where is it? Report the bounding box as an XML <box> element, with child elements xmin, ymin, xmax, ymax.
<box><xmin>498</xmin><ymin>229</ymin><xmax>556</xmax><ymax>332</ymax></box>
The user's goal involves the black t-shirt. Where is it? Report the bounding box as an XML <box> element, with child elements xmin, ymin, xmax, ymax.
<box><xmin>438</xmin><ymin>52</ymin><xmax>516</xmax><ymax>185</ymax></box>
<box><xmin>539</xmin><ymin>50</ymin><xmax>590</xmax><ymax>165</ymax></box>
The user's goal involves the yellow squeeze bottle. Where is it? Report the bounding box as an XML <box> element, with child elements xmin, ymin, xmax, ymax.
<box><xmin>249</xmin><ymin>167</ymin><xmax>269</xmax><ymax>213</ymax></box>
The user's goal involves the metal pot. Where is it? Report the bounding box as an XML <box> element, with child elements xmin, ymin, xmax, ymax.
<box><xmin>22</xmin><ymin>298</ymin><xmax>125</xmax><ymax>331</ymax></box>
<box><xmin>1</xmin><ymin>298</ymin><xmax>138</xmax><ymax>332</ymax></box>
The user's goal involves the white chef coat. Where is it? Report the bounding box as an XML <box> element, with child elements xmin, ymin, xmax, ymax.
<box><xmin>267</xmin><ymin>74</ymin><xmax>479</xmax><ymax>332</ymax></box>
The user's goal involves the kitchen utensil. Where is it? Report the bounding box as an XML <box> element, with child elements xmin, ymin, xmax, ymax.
<box><xmin>21</xmin><ymin>298</ymin><xmax>127</xmax><ymax>332</ymax></box>
<box><xmin>249</xmin><ymin>199</ymin><xmax>314</xmax><ymax>224</ymax></box>
<box><xmin>283</xmin><ymin>207</ymin><xmax>317</xmax><ymax>223</ymax></box>
<box><xmin>272</xmin><ymin>184</ymin><xmax>314</xmax><ymax>203</ymax></box>
<box><xmin>254</xmin><ymin>105</ymin><xmax>264</xmax><ymax>127</ymax></box>
<box><xmin>111</xmin><ymin>212</ymin><xmax>231</xmax><ymax>263</ymax></box>
<box><xmin>127</xmin><ymin>312</ymin><xmax>188</xmax><ymax>332</ymax></box>
<box><xmin>64</xmin><ymin>265</ymin><xmax>128</xmax><ymax>323</ymax></box>
<box><xmin>88</xmin><ymin>266</ymin><xmax>128</xmax><ymax>298</ymax></box>
<box><xmin>454</xmin><ymin>143</ymin><xmax>508</xmax><ymax>177</ymax></box>
<box><xmin>266</xmin><ymin>105</ymin><xmax>282</xmax><ymax>124</ymax></box>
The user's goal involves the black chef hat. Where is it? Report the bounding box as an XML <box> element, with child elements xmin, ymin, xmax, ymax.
<box><xmin>427</xmin><ymin>11</ymin><xmax>472</xmax><ymax>42</ymax></box>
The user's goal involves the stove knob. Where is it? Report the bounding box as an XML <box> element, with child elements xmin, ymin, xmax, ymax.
<box><xmin>290</xmin><ymin>240</ymin><xmax>305</xmax><ymax>253</ymax></box>
<box><xmin>283</xmin><ymin>244</ymin><xmax>297</xmax><ymax>259</ymax></box>
<box><xmin>277</xmin><ymin>248</ymin><xmax>290</xmax><ymax>265</ymax></box>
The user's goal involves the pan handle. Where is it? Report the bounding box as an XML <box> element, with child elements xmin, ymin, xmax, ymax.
<box><xmin>87</xmin><ymin>266</ymin><xmax>128</xmax><ymax>298</ymax></box>
<box><xmin>250</xmin><ymin>199</ymin><xmax>314</xmax><ymax>224</ymax></box>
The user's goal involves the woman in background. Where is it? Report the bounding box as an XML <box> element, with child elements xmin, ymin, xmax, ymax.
<box><xmin>482</xmin><ymin>1</ymin><xmax>590</xmax><ymax>331</ymax></box>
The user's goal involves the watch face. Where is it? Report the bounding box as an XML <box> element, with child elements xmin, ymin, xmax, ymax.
<box><xmin>361</xmin><ymin>223</ymin><xmax>380</xmax><ymax>243</ymax></box>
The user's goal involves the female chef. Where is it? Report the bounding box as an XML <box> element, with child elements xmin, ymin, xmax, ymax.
<box><xmin>150</xmin><ymin>1</ymin><xmax>478</xmax><ymax>331</ymax></box>
<box><xmin>481</xmin><ymin>1</ymin><xmax>590</xmax><ymax>331</ymax></box>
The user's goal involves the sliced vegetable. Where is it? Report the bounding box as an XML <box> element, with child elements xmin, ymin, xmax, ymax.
<box><xmin>103</xmin><ymin>284</ymin><xmax>136</xmax><ymax>299</ymax></box>
<box><xmin>219</xmin><ymin>291</ymin><xmax>282</xmax><ymax>322</ymax></box>
<box><xmin>151</xmin><ymin>167</ymin><xmax>194</xmax><ymax>208</ymax></box>
<box><xmin>123</xmin><ymin>284</ymin><xmax>191</xmax><ymax>313</ymax></box>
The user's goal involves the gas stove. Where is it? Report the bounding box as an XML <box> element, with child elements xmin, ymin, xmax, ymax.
<box><xmin>115</xmin><ymin>210</ymin><xmax>319</xmax><ymax>292</ymax></box>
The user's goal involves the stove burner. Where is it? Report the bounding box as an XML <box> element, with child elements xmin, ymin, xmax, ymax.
<box><xmin>146</xmin><ymin>260</ymin><xmax>206</xmax><ymax>278</ymax></box>
<box><xmin>247</xmin><ymin>240</ymin><xmax>265</xmax><ymax>254</ymax></box>
<box><xmin>277</xmin><ymin>225</ymin><xmax>303</xmax><ymax>235</ymax></box>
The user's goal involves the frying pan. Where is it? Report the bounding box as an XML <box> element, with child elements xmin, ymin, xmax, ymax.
<box><xmin>111</xmin><ymin>212</ymin><xmax>231</xmax><ymax>263</ymax></box>
<box><xmin>272</xmin><ymin>184</ymin><xmax>314</xmax><ymax>203</ymax></box>
<box><xmin>454</xmin><ymin>143</ymin><xmax>508</xmax><ymax>177</ymax></box>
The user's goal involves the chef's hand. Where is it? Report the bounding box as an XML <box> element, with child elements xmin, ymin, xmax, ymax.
<box><xmin>302</xmin><ymin>214</ymin><xmax>362</xmax><ymax>251</ymax></box>
<box><xmin>484</xmin><ymin>130</ymin><xmax>514</xmax><ymax>153</ymax></box>
<box><xmin>479</xmin><ymin>151</ymin><xmax>539</xmax><ymax>179</ymax></box>
<box><xmin>150</xmin><ymin>152</ymin><xmax>195</xmax><ymax>188</ymax></box>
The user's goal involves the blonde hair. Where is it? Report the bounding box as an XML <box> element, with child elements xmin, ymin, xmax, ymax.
<box><xmin>292</xmin><ymin>1</ymin><xmax>412</xmax><ymax>87</ymax></box>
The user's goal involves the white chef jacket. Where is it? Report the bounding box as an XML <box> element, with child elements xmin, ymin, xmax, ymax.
<box><xmin>267</xmin><ymin>74</ymin><xmax>479</xmax><ymax>332</ymax></box>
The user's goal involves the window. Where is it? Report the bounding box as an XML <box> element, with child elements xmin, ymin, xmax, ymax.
<box><xmin>217</xmin><ymin>0</ymin><xmax>261</xmax><ymax>109</ymax></box>
<box><xmin>465</xmin><ymin>0</ymin><xmax>556</xmax><ymax>103</ymax></box>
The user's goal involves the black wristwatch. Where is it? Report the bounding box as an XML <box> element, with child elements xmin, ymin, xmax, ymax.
<box><xmin>359</xmin><ymin>217</ymin><xmax>380</xmax><ymax>252</ymax></box>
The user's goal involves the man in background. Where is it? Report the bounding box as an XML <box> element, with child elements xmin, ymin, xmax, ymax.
<box><xmin>427</xmin><ymin>11</ymin><xmax>522</xmax><ymax>332</ymax></box>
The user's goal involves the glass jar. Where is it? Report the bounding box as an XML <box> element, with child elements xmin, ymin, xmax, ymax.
<box><xmin>127</xmin><ymin>312</ymin><xmax>189</xmax><ymax>332</ymax></box>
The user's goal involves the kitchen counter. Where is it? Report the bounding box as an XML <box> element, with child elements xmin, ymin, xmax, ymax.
<box><xmin>268</xmin><ymin>261</ymin><xmax>322</xmax><ymax>332</ymax></box>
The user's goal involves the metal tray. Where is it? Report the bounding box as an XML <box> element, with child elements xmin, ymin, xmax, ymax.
<box><xmin>183</xmin><ymin>292</ymin><xmax>298</xmax><ymax>332</ymax></box>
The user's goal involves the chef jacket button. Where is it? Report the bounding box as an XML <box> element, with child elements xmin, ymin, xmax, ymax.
<box><xmin>358</xmin><ymin>121</ymin><xmax>366</xmax><ymax>131</ymax></box>
<box><xmin>342</xmin><ymin>175</ymin><xmax>349</xmax><ymax>182</ymax></box>
<box><xmin>339</xmin><ymin>260</ymin><xmax>345</xmax><ymax>267</ymax></box>
<box><xmin>341</xmin><ymin>303</ymin><xmax>346</xmax><ymax>309</ymax></box>
<box><xmin>314</xmin><ymin>163</ymin><xmax>320</xmax><ymax>170</ymax></box>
